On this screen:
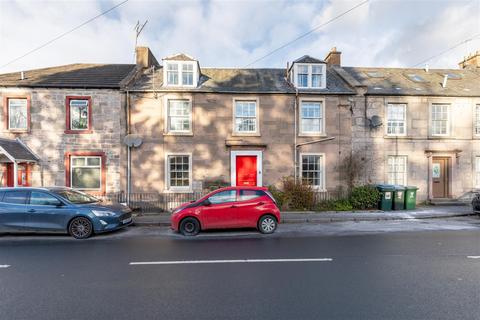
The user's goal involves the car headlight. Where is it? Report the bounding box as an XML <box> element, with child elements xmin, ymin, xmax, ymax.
<box><xmin>92</xmin><ymin>210</ymin><xmax>116</xmax><ymax>217</ymax></box>
<box><xmin>172</xmin><ymin>207</ymin><xmax>184</xmax><ymax>215</ymax></box>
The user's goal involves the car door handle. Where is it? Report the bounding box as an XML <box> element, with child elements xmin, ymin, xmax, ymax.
<box><xmin>256</xmin><ymin>202</ymin><xmax>265</xmax><ymax>206</ymax></box>
<box><xmin>230</xmin><ymin>205</ymin><xmax>237</xmax><ymax>208</ymax></box>
<box><xmin>28</xmin><ymin>209</ymin><xmax>36</xmax><ymax>213</ymax></box>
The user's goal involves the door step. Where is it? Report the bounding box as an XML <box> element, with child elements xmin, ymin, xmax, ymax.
<box><xmin>429</xmin><ymin>199</ymin><xmax>469</xmax><ymax>206</ymax></box>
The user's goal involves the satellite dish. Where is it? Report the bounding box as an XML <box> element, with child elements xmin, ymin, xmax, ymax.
<box><xmin>124</xmin><ymin>134</ymin><xmax>143</xmax><ymax>147</ymax></box>
<box><xmin>369</xmin><ymin>115</ymin><xmax>383</xmax><ymax>128</ymax></box>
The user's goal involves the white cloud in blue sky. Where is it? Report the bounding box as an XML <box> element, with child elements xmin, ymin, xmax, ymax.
<box><xmin>0</xmin><ymin>0</ymin><xmax>479</xmax><ymax>73</ymax></box>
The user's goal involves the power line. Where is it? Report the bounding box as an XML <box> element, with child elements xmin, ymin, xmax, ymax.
<box><xmin>243</xmin><ymin>0</ymin><xmax>370</xmax><ymax>67</ymax></box>
<box><xmin>411</xmin><ymin>33</ymin><xmax>480</xmax><ymax>67</ymax></box>
<box><xmin>0</xmin><ymin>0</ymin><xmax>130</xmax><ymax>70</ymax></box>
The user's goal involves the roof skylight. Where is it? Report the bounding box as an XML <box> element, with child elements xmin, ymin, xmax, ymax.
<box><xmin>406</xmin><ymin>74</ymin><xmax>425</xmax><ymax>82</ymax></box>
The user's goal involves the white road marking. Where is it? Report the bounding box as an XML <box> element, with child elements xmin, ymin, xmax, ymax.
<box><xmin>467</xmin><ymin>256</ymin><xmax>480</xmax><ymax>259</ymax></box>
<box><xmin>0</xmin><ymin>265</ymin><xmax>11</xmax><ymax>268</ymax></box>
<box><xmin>130</xmin><ymin>258</ymin><xmax>333</xmax><ymax>265</ymax></box>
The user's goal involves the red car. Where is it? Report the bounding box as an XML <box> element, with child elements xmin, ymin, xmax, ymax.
<box><xmin>171</xmin><ymin>186</ymin><xmax>281</xmax><ymax>236</ymax></box>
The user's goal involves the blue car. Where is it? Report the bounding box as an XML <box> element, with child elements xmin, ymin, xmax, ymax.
<box><xmin>0</xmin><ymin>187</ymin><xmax>132</xmax><ymax>239</ymax></box>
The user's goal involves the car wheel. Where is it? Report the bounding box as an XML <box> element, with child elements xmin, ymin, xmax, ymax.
<box><xmin>258</xmin><ymin>215</ymin><xmax>277</xmax><ymax>234</ymax></box>
<box><xmin>68</xmin><ymin>217</ymin><xmax>93</xmax><ymax>239</ymax></box>
<box><xmin>179</xmin><ymin>217</ymin><xmax>200</xmax><ymax>236</ymax></box>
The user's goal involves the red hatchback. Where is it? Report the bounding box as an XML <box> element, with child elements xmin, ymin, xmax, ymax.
<box><xmin>171</xmin><ymin>186</ymin><xmax>280</xmax><ymax>236</ymax></box>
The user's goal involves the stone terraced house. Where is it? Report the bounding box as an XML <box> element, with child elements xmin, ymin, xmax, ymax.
<box><xmin>0</xmin><ymin>63</ymin><xmax>137</xmax><ymax>195</ymax></box>
<box><xmin>0</xmin><ymin>47</ymin><xmax>478</xmax><ymax>205</ymax></box>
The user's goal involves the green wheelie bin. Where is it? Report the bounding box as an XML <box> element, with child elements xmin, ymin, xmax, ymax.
<box><xmin>376</xmin><ymin>184</ymin><xmax>395</xmax><ymax>211</ymax></box>
<box><xmin>404</xmin><ymin>186</ymin><xmax>418</xmax><ymax>210</ymax></box>
<box><xmin>393</xmin><ymin>185</ymin><xmax>406</xmax><ymax>210</ymax></box>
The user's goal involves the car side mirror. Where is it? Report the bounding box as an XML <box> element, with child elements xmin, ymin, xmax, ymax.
<box><xmin>203</xmin><ymin>199</ymin><xmax>211</xmax><ymax>206</ymax></box>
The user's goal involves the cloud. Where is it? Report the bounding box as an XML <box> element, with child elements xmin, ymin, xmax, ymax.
<box><xmin>0</xmin><ymin>0</ymin><xmax>478</xmax><ymax>73</ymax></box>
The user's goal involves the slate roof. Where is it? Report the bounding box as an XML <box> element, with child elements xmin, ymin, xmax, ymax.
<box><xmin>131</xmin><ymin>66</ymin><xmax>355</xmax><ymax>94</ymax></box>
<box><xmin>163</xmin><ymin>53</ymin><xmax>196</xmax><ymax>61</ymax></box>
<box><xmin>340</xmin><ymin>67</ymin><xmax>480</xmax><ymax>97</ymax></box>
<box><xmin>0</xmin><ymin>64</ymin><xmax>136</xmax><ymax>89</ymax></box>
<box><xmin>293</xmin><ymin>55</ymin><xmax>326</xmax><ymax>64</ymax></box>
<box><xmin>0</xmin><ymin>138</ymin><xmax>38</xmax><ymax>161</ymax></box>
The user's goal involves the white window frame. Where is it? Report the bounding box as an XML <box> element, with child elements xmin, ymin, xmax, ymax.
<box><xmin>475</xmin><ymin>104</ymin><xmax>480</xmax><ymax>137</ymax></box>
<box><xmin>165</xmin><ymin>153</ymin><xmax>193</xmax><ymax>192</ymax></box>
<box><xmin>386</xmin><ymin>103</ymin><xmax>407</xmax><ymax>136</ymax></box>
<box><xmin>293</xmin><ymin>63</ymin><xmax>327</xmax><ymax>89</ymax></box>
<box><xmin>163</xmin><ymin>61</ymin><xmax>198</xmax><ymax>88</ymax></box>
<box><xmin>8</xmin><ymin>98</ymin><xmax>28</xmax><ymax>130</ymax></box>
<box><xmin>70</xmin><ymin>156</ymin><xmax>102</xmax><ymax>191</ymax></box>
<box><xmin>164</xmin><ymin>97</ymin><xmax>193</xmax><ymax>135</ymax></box>
<box><xmin>387</xmin><ymin>155</ymin><xmax>408</xmax><ymax>186</ymax></box>
<box><xmin>299</xmin><ymin>152</ymin><xmax>326</xmax><ymax>191</ymax></box>
<box><xmin>430</xmin><ymin>103</ymin><xmax>451</xmax><ymax>137</ymax></box>
<box><xmin>299</xmin><ymin>99</ymin><xmax>325</xmax><ymax>136</ymax></box>
<box><xmin>232</xmin><ymin>98</ymin><xmax>259</xmax><ymax>135</ymax></box>
<box><xmin>475</xmin><ymin>156</ymin><xmax>480</xmax><ymax>189</ymax></box>
<box><xmin>69</xmin><ymin>99</ymin><xmax>89</xmax><ymax>131</ymax></box>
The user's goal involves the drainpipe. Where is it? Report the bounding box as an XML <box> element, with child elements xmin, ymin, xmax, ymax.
<box><xmin>294</xmin><ymin>89</ymin><xmax>299</xmax><ymax>182</ymax></box>
<box><xmin>126</xmin><ymin>90</ymin><xmax>131</xmax><ymax>205</ymax></box>
<box><xmin>13</xmin><ymin>161</ymin><xmax>18</xmax><ymax>187</ymax></box>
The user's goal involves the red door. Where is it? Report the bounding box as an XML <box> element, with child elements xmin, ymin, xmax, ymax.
<box><xmin>4</xmin><ymin>163</ymin><xmax>30</xmax><ymax>187</ymax></box>
<box><xmin>5</xmin><ymin>163</ymin><xmax>14</xmax><ymax>187</ymax></box>
<box><xmin>236</xmin><ymin>156</ymin><xmax>257</xmax><ymax>186</ymax></box>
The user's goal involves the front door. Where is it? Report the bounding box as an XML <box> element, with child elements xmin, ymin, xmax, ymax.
<box><xmin>4</xmin><ymin>163</ymin><xmax>30</xmax><ymax>187</ymax></box>
<box><xmin>236</xmin><ymin>156</ymin><xmax>257</xmax><ymax>186</ymax></box>
<box><xmin>432</xmin><ymin>157</ymin><xmax>449</xmax><ymax>198</ymax></box>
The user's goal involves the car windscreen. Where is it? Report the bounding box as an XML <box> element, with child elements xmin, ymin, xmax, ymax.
<box><xmin>52</xmin><ymin>189</ymin><xmax>99</xmax><ymax>204</ymax></box>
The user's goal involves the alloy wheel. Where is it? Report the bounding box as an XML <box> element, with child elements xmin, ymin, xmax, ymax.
<box><xmin>69</xmin><ymin>217</ymin><xmax>93</xmax><ymax>239</ymax></box>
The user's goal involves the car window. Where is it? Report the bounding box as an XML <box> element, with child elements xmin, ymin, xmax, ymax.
<box><xmin>239</xmin><ymin>189</ymin><xmax>265</xmax><ymax>201</ymax></box>
<box><xmin>30</xmin><ymin>191</ymin><xmax>62</xmax><ymax>206</ymax></box>
<box><xmin>51</xmin><ymin>189</ymin><xmax>98</xmax><ymax>204</ymax></box>
<box><xmin>208</xmin><ymin>190</ymin><xmax>236</xmax><ymax>204</ymax></box>
<box><xmin>3</xmin><ymin>191</ymin><xmax>28</xmax><ymax>204</ymax></box>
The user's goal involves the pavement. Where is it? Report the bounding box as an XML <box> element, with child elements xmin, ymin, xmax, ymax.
<box><xmin>133</xmin><ymin>205</ymin><xmax>476</xmax><ymax>226</ymax></box>
<box><xmin>1</xmin><ymin>227</ymin><xmax>479</xmax><ymax>320</ymax></box>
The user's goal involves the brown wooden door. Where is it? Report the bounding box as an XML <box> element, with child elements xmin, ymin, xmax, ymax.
<box><xmin>432</xmin><ymin>158</ymin><xmax>448</xmax><ymax>198</ymax></box>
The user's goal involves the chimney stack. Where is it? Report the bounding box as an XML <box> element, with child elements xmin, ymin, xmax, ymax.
<box><xmin>458</xmin><ymin>50</ymin><xmax>480</xmax><ymax>69</ymax></box>
<box><xmin>135</xmin><ymin>47</ymin><xmax>160</xmax><ymax>69</ymax></box>
<box><xmin>325</xmin><ymin>47</ymin><xmax>342</xmax><ymax>66</ymax></box>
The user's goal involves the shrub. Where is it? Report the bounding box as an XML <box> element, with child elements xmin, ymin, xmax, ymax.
<box><xmin>350</xmin><ymin>185</ymin><xmax>381</xmax><ymax>210</ymax></box>
<box><xmin>267</xmin><ymin>185</ymin><xmax>285</xmax><ymax>209</ymax></box>
<box><xmin>315</xmin><ymin>199</ymin><xmax>353</xmax><ymax>211</ymax></box>
<box><xmin>281</xmin><ymin>177</ymin><xmax>315</xmax><ymax>210</ymax></box>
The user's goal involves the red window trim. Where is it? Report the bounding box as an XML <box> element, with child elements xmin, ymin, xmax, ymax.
<box><xmin>3</xmin><ymin>94</ymin><xmax>31</xmax><ymax>133</ymax></box>
<box><xmin>65</xmin><ymin>96</ymin><xmax>93</xmax><ymax>134</ymax></box>
<box><xmin>64</xmin><ymin>151</ymin><xmax>106</xmax><ymax>196</ymax></box>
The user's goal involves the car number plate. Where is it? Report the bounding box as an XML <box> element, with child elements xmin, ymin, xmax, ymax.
<box><xmin>122</xmin><ymin>218</ymin><xmax>132</xmax><ymax>224</ymax></box>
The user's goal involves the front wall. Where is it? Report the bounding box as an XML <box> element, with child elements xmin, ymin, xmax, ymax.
<box><xmin>0</xmin><ymin>87</ymin><xmax>126</xmax><ymax>193</ymax></box>
<box><xmin>352</xmin><ymin>94</ymin><xmax>480</xmax><ymax>201</ymax></box>
<box><xmin>130</xmin><ymin>92</ymin><xmax>352</xmax><ymax>193</ymax></box>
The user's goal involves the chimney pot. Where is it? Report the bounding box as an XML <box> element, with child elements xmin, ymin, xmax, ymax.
<box><xmin>458</xmin><ymin>50</ymin><xmax>480</xmax><ymax>69</ymax></box>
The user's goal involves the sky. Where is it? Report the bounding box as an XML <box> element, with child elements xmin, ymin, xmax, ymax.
<box><xmin>0</xmin><ymin>0</ymin><xmax>479</xmax><ymax>73</ymax></box>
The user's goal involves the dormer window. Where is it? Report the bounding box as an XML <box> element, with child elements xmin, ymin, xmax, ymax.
<box><xmin>297</xmin><ymin>65</ymin><xmax>309</xmax><ymax>87</ymax></box>
<box><xmin>163</xmin><ymin>54</ymin><xmax>200</xmax><ymax>88</ymax></box>
<box><xmin>291</xmin><ymin>56</ymin><xmax>327</xmax><ymax>89</ymax></box>
<box><xmin>182</xmin><ymin>64</ymin><xmax>194</xmax><ymax>85</ymax></box>
<box><xmin>312</xmin><ymin>65</ymin><xmax>323</xmax><ymax>87</ymax></box>
<box><xmin>167</xmin><ymin>64</ymin><xmax>179</xmax><ymax>85</ymax></box>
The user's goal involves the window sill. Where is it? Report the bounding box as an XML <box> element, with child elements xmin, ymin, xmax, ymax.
<box><xmin>384</xmin><ymin>135</ymin><xmax>409</xmax><ymax>139</ymax></box>
<box><xmin>7</xmin><ymin>129</ymin><xmax>29</xmax><ymax>133</ymax></box>
<box><xmin>298</xmin><ymin>133</ymin><xmax>327</xmax><ymax>137</ymax></box>
<box><xmin>65</xmin><ymin>129</ymin><xmax>93</xmax><ymax>134</ymax></box>
<box><xmin>428</xmin><ymin>136</ymin><xmax>453</xmax><ymax>140</ymax></box>
<box><xmin>231</xmin><ymin>133</ymin><xmax>261</xmax><ymax>137</ymax></box>
<box><xmin>163</xmin><ymin>132</ymin><xmax>194</xmax><ymax>136</ymax></box>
